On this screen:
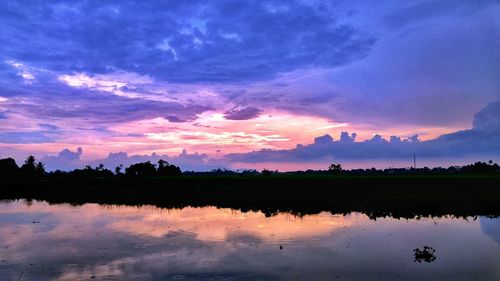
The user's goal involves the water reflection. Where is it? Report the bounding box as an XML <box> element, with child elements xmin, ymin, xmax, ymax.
<box><xmin>413</xmin><ymin>246</ymin><xmax>436</xmax><ymax>263</ymax></box>
<box><xmin>481</xmin><ymin>217</ymin><xmax>500</xmax><ymax>244</ymax></box>
<box><xmin>0</xmin><ymin>200</ymin><xmax>499</xmax><ymax>281</ymax></box>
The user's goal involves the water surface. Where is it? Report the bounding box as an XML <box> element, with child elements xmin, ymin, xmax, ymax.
<box><xmin>0</xmin><ymin>200</ymin><xmax>499</xmax><ymax>280</ymax></box>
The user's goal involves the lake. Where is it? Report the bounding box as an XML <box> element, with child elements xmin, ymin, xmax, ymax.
<box><xmin>0</xmin><ymin>200</ymin><xmax>499</xmax><ymax>280</ymax></box>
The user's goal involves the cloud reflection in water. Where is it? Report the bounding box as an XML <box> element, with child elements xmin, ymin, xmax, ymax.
<box><xmin>0</xmin><ymin>200</ymin><xmax>499</xmax><ymax>281</ymax></box>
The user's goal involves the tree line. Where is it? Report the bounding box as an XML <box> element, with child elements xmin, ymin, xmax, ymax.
<box><xmin>0</xmin><ymin>156</ymin><xmax>181</xmax><ymax>179</ymax></box>
<box><xmin>1</xmin><ymin>155</ymin><xmax>500</xmax><ymax>180</ymax></box>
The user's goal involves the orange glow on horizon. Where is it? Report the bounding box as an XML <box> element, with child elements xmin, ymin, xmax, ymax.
<box><xmin>0</xmin><ymin>108</ymin><xmax>464</xmax><ymax>164</ymax></box>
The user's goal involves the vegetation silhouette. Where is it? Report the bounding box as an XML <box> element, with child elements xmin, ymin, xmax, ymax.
<box><xmin>1</xmin><ymin>156</ymin><xmax>500</xmax><ymax>219</ymax></box>
<box><xmin>0</xmin><ymin>155</ymin><xmax>47</xmax><ymax>179</ymax></box>
<box><xmin>0</xmin><ymin>158</ymin><xmax>18</xmax><ymax>178</ymax></box>
<box><xmin>328</xmin><ymin>163</ymin><xmax>342</xmax><ymax>174</ymax></box>
<box><xmin>156</xmin><ymin>160</ymin><xmax>182</xmax><ymax>176</ymax></box>
<box><xmin>125</xmin><ymin>161</ymin><xmax>157</xmax><ymax>177</ymax></box>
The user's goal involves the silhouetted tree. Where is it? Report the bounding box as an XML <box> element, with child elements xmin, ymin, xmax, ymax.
<box><xmin>21</xmin><ymin>155</ymin><xmax>37</xmax><ymax>178</ymax></box>
<box><xmin>125</xmin><ymin>161</ymin><xmax>156</xmax><ymax>177</ymax></box>
<box><xmin>35</xmin><ymin>161</ymin><xmax>46</xmax><ymax>176</ymax></box>
<box><xmin>158</xmin><ymin>159</ymin><xmax>167</xmax><ymax>169</ymax></box>
<box><xmin>96</xmin><ymin>163</ymin><xmax>105</xmax><ymax>171</ymax></box>
<box><xmin>0</xmin><ymin>157</ymin><xmax>19</xmax><ymax>179</ymax></box>
<box><xmin>261</xmin><ymin>169</ymin><xmax>273</xmax><ymax>176</ymax></box>
<box><xmin>462</xmin><ymin>161</ymin><xmax>499</xmax><ymax>174</ymax></box>
<box><xmin>328</xmin><ymin>163</ymin><xmax>343</xmax><ymax>174</ymax></box>
<box><xmin>69</xmin><ymin>164</ymin><xmax>113</xmax><ymax>178</ymax></box>
<box><xmin>94</xmin><ymin>164</ymin><xmax>113</xmax><ymax>177</ymax></box>
<box><xmin>114</xmin><ymin>164</ymin><xmax>123</xmax><ymax>175</ymax></box>
<box><xmin>2</xmin><ymin>154</ymin><xmax>500</xmax><ymax>181</ymax></box>
<box><xmin>157</xmin><ymin>159</ymin><xmax>181</xmax><ymax>176</ymax></box>
<box><xmin>240</xmin><ymin>169</ymin><xmax>259</xmax><ymax>175</ymax></box>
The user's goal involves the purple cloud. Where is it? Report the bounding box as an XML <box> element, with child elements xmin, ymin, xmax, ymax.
<box><xmin>226</xmin><ymin>100</ymin><xmax>500</xmax><ymax>163</ymax></box>
<box><xmin>165</xmin><ymin>116</ymin><xmax>187</xmax><ymax>123</ymax></box>
<box><xmin>224</xmin><ymin>107</ymin><xmax>261</xmax><ymax>120</ymax></box>
<box><xmin>0</xmin><ymin>0</ymin><xmax>375</xmax><ymax>83</ymax></box>
<box><xmin>42</xmin><ymin>147</ymin><xmax>83</xmax><ymax>171</ymax></box>
<box><xmin>41</xmin><ymin>148</ymin><xmax>226</xmax><ymax>172</ymax></box>
<box><xmin>1</xmin><ymin>0</ymin><xmax>499</xmax><ymax>168</ymax></box>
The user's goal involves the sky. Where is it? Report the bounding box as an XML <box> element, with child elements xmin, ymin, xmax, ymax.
<box><xmin>0</xmin><ymin>0</ymin><xmax>499</xmax><ymax>171</ymax></box>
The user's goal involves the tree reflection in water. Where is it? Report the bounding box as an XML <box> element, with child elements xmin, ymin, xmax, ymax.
<box><xmin>413</xmin><ymin>246</ymin><xmax>436</xmax><ymax>263</ymax></box>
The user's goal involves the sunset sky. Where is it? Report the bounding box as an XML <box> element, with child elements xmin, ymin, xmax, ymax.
<box><xmin>0</xmin><ymin>0</ymin><xmax>499</xmax><ymax>171</ymax></box>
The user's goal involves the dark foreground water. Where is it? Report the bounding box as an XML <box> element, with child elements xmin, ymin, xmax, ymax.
<box><xmin>0</xmin><ymin>200</ymin><xmax>499</xmax><ymax>281</ymax></box>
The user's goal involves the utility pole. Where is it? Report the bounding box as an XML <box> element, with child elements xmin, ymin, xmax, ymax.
<box><xmin>413</xmin><ymin>154</ymin><xmax>417</xmax><ymax>169</ymax></box>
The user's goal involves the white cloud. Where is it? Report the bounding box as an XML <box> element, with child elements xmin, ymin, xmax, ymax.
<box><xmin>157</xmin><ymin>39</ymin><xmax>179</xmax><ymax>60</ymax></box>
<box><xmin>57</xmin><ymin>72</ymin><xmax>175</xmax><ymax>102</ymax></box>
<box><xmin>6</xmin><ymin>60</ymin><xmax>35</xmax><ymax>83</ymax></box>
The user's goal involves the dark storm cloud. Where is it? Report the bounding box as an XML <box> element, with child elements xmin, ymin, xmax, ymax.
<box><xmin>0</xmin><ymin>0</ymin><xmax>375</xmax><ymax>82</ymax></box>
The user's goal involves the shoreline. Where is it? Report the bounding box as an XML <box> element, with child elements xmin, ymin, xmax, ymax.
<box><xmin>2</xmin><ymin>175</ymin><xmax>500</xmax><ymax>219</ymax></box>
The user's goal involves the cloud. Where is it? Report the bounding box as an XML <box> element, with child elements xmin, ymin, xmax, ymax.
<box><xmin>0</xmin><ymin>0</ymin><xmax>376</xmax><ymax>83</ymax></box>
<box><xmin>5</xmin><ymin>60</ymin><xmax>35</xmax><ymax>83</ymax></box>
<box><xmin>472</xmin><ymin>100</ymin><xmax>500</xmax><ymax>131</ymax></box>
<box><xmin>92</xmin><ymin>149</ymin><xmax>226</xmax><ymax>172</ymax></box>
<box><xmin>382</xmin><ymin>0</ymin><xmax>496</xmax><ymax>29</ymax></box>
<box><xmin>425</xmin><ymin>100</ymin><xmax>500</xmax><ymax>156</ymax></box>
<box><xmin>38</xmin><ymin>123</ymin><xmax>58</xmax><ymax>131</ymax></box>
<box><xmin>226</xmin><ymin>100</ymin><xmax>500</xmax><ymax>163</ymax></box>
<box><xmin>165</xmin><ymin>116</ymin><xmax>188</xmax><ymax>123</ymax></box>
<box><xmin>41</xmin><ymin>147</ymin><xmax>83</xmax><ymax>171</ymax></box>
<box><xmin>224</xmin><ymin>107</ymin><xmax>261</xmax><ymax>120</ymax></box>
<box><xmin>5</xmin><ymin>82</ymin><xmax>212</xmax><ymax>125</ymax></box>
<box><xmin>0</xmin><ymin>121</ymin><xmax>61</xmax><ymax>144</ymax></box>
<box><xmin>0</xmin><ymin>0</ymin><xmax>498</xmax><ymax>163</ymax></box>
<box><xmin>313</xmin><ymin>134</ymin><xmax>334</xmax><ymax>145</ymax></box>
<box><xmin>41</xmin><ymin>148</ymin><xmax>226</xmax><ymax>172</ymax></box>
<box><xmin>0</xmin><ymin>131</ymin><xmax>57</xmax><ymax>144</ymax></box>
<box><xmin>21</xmin><ymin>100</ymin><xmax>500</xmax><ymax>171</ymax></box>
<box><xmin>1</xmin><ymin>0</ymin><xmax>497</xmax><ymax>134</ymax></box>
<box><xmin>23</xmin><ymin>100</ymin><xmax>500</xmax><ymax>171</ymax></box>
